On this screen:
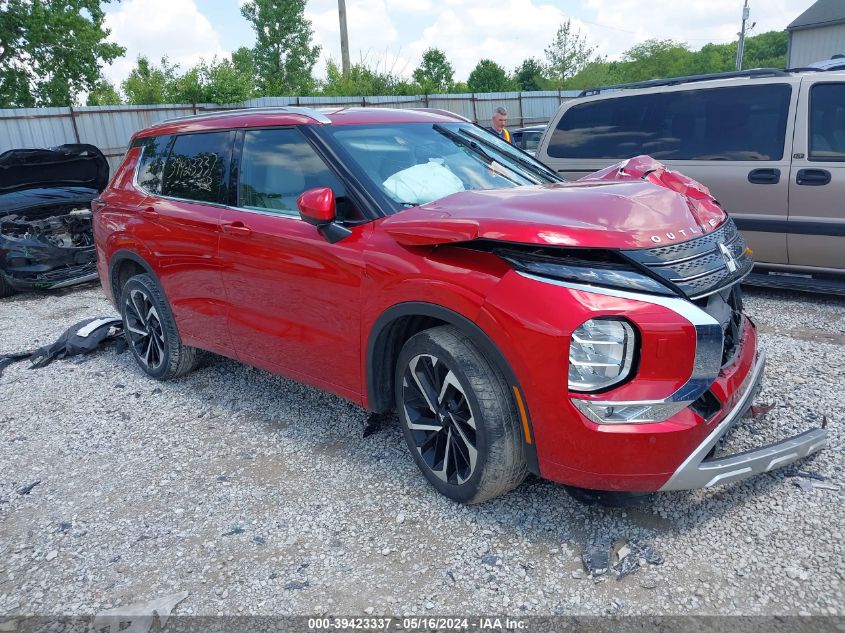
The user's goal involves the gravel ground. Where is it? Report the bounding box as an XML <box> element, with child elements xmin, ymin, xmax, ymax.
<box><xmin>0</xmin><ymin>282</ymin><xmax>843</xmax><ymax>618</ymax></box>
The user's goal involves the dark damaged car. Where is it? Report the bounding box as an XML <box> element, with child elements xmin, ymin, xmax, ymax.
<box><xmin>0</xmin><ymin>144</ymin><xmax>108</xmax><ymax>297</ymax></box>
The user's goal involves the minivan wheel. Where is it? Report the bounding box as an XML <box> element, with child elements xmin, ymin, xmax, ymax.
<box><xmin>119</xmin><ymin>274</ymin><xmax>198</xmax><ymax>380</ymax></box>
<box><xmin>395</xmin><ymin>325</ymin><xmax>528</xmax><ymax>504</ymax></box>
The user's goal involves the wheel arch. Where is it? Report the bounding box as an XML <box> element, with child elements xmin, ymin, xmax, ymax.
<box><xmin>108</xmin><ymin>249</ymin><xmax>161</xmax><ymax>304</ymax></box>
<box><xmin>366</xmin><ymin>301</ymin><xmax>539</xmax><ymax>474</ymax></box>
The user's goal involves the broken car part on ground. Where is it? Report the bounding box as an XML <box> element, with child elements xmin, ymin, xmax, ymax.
<box><xmin>0</xmin><ymin>144</ymin><xmax>108</xmax><ymax>298</ymax></box>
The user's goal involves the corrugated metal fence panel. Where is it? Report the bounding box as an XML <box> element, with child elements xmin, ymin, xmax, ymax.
<box><xmin>0</xmin><ymin>107</ymin><xmax>77</xmax><ymax>154</ymax></box>
<box><xmin>0</xmin><ymin>91</ymin><xmax>583</xmax><ymax>171</ymax></box>
<box><xmin>425</xmin><ymin>94</ymin><xmax>476</xmax><ymax>121</ymax></box>
<box><xmin>473</xmin><ymin>92</ymin><xmax>522</xmax><ymax>127</ymax></box>
<box><xmin>73</xmin><ymin>104</ymin><xmax>199</xmax><ymax>170</ymax></box>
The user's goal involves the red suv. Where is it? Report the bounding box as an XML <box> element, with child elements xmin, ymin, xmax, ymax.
<box><xmin>94</xmin><ymin>107</ymin><xmax>826</xmax><ymax>503</ymax></box>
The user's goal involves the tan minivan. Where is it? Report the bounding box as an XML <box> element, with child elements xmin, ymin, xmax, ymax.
<box><xmin>536</xmin><ymin>68</ymin><xmax>845</xmax><ymax>294</ymax></box>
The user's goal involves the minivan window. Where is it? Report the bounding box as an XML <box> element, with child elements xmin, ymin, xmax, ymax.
<box><xmin>809</xmin><ymin>83</ymin><xmax>845</xmax><ymax>161</ymax></box>
<box><xmin>136</xmin><ymin>135</ymin><xmax>172</xmax><ymax>194</ymax></box>
<box><xmin>162</xmin><ymin>132</ymin><xmax>232</xmax><ymax>203</ymax></box>
<box><xmin>548</xmin><ymin>84</ymin><xmax>792</xmax><ymax>161</ymax></box>
<box><xmin>238</xmin><ymin>128</ymin><xmax>361</xmax><ymax>221</ymax></box>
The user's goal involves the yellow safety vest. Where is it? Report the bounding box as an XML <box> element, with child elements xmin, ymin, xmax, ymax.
<box><xmin>503</xmin><ymin>128</ymin><xmax>511</xmax><ymax>143</ymax></box>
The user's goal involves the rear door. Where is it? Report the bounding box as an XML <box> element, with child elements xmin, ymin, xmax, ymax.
<box><xmin>217</xmin><ymin>126</ymin><xmax>368</xmax><ymax>401</ymax></box>
<box><xmin>787</xmin><ymin>79</ymin><xmax>845</xmax><ymax>270</ymax></box>
<box><xmin>145</xmin><ymin>131</ymin><xmax>235</xmax><ymax>354</ymax></box>
<box><xmin>539</xmin><ymin>81</ymin><xmax>797</xmax><ymax>265</ymax></box>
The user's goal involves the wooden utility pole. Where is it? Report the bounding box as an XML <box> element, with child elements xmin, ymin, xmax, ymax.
<box><xmin>338</xmin><ymin>0</ymin><xmax>351</xmax><ymax>76</ymax></box>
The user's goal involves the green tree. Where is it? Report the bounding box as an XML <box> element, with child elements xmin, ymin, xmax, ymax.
<box><xmin>86</xmin><ymin>79</ymin><xmax>122</xmax><ymax>106</ymax></box>
<box><xmin>412</xmin><ymin>47</ymin><xmax>454</xmax><ymax>93</ymax></box>
<box><xmin>241</xmin><ymin>0</ymin><xmax>320</xmax><ymax>96</ymax></box>
<box><xmin>514</xmin><ymin>58</ymin><xmax>548</xmax><ymax>91</ymax></box>
<box><xmin>0</xmin><ymin>0</ymin><xmax>125</xmax><ymax>107</ymax></box>
<box><xmin>121</xmin><ymin>56</ymin><xmax>179</xmax><ymax>105</ymax></box>
<box><xmin>619</xmin><ymin>39</ymin><xmax>693</xmax><ymax>82</ymax></box>
<box><xmin>743</xmin><ymin>30</ymin><xmax>788</xmax><ymax>68</ymax></box>
<box><xmin>568</xmin><ymin>59</ymin><xmax>622</xmax><ymax>91</ymax></box>
<box><xmin>320</xmin><ymin>58</ymin><xmax>413</xmax><ymax>96</ymax></box>
<box><xmin>544</xmin><ymin>19</ymin><xmax>597</xmax><ymax>88</ymax></box>
<box><xmin>467</xmin><ymin>59</ymin><xmax>514</xmax><ymax>92</ymax></box>
<box><xmin>201</xmin><ymin>55</ymin><xmax>255</xmax><ymax>104</ymax></box>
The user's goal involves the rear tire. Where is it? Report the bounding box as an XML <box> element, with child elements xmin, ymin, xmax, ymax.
<box><xmin>119</xmin><ymin>274</ymin><xmax>198</xmax><ymax>380</ymax></box>
<box><xmin>394</xmin><ymin>325</ymin><xmax>527</xmax><ymax>504</ymax></box>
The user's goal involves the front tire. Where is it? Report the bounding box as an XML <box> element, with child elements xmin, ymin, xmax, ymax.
<box><xmin>395</xmin><ymin>325</ymin><xmax>527</xmax><ymax>504</ymax></box>
<box><xmin>119</xmin><ymin>274</ymin><xmax>198</xmax><ymax>380</ymax></box>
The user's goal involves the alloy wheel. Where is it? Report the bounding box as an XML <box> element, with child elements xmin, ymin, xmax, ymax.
<box><xmin>124</xmin><ymin>287</ymin><xmax>166</xmax><ymax>371</ymax></box>
<box><xmin>401</xmin><ymin>353</ymin><xmax>478</xmax><ymax>485</ymax></box>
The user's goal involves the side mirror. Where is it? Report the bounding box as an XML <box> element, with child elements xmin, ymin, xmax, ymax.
<box><xmin>297</xmin><ymin>187</ymin><xmax>336</xmax><ymax>226</ymax></box>
<box><xmin>295</xmin><ymin>187</ymin><xmax>352</xmax><ymax>244</ymax></box>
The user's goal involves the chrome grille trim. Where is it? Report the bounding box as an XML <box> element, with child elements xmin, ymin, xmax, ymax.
<box><xmin>623</xmin><ymin>219</ymin><xmax>753</xmax><ymax>299</ymax></box>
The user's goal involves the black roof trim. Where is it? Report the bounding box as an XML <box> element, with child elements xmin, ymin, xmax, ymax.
<box><xmin>578</xmin><ymin>68</ymin><xmax>789</xmax><ymax>98</ymax></box>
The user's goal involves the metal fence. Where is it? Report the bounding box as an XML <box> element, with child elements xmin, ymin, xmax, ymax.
<box><xmin>0</xmin><ymin>91</ymin><xmax>579</xmax><ymax>172</ymax></box>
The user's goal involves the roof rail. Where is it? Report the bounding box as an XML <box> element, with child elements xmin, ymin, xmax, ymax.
<box><xmin>411</xmin><ymin>107</ymin><xmax>472</xmax><ymax>122</ymax></box>
<box><xmin>578</xmin><ymin>68</ymin><xmax>790</xmax><ymax>98</ymax></box>
<box><xmin>160</xmin><ymin>106</ymin><xmax>332</xmax><ymax>125</ymax></box>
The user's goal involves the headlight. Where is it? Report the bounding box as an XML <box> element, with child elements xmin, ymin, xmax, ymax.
<box><xmin>497</xmin><ymin>250</ymin><xmax>675</xmax><ymax>296</ymax></box>
<box><xmin>569</xmin><ymin>318</ymin><xmax>635</xmax><ymax>392</ymax></box>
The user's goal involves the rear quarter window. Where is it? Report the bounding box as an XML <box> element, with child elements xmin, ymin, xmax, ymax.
<box><xmin>548</xmin><ymin>84</ymin><xmax>792</xmax><ymax>161</ymax></box>
<box><xmin>162</xmin><ymin>131</ymin><xmax>234</xmax><ymax>203</ymax></box>
<box><xmin>135</xmin><ymin>135</ymin><xmax>173</xmax><ymax>194</ymax></box>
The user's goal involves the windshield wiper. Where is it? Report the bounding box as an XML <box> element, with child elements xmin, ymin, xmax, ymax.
<box><xmin>461</xmin><ymin>127</ymin><xmax>561</xmax><ymax>183</ymax></box>
<box><xmin>432</xmin><ymin>124</ymin><xmax>528</xmax><ymax>185</ymax></box>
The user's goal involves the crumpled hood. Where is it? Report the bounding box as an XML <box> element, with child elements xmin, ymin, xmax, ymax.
<box><xmin>380</xmin><ymin>156</ymin><xmax>727</xmax><ymax>250</ymax></box>
<box><xmin>0</xmin><ymin>144</ymin><xmax>109</xmax><ymax>197</ymax></box>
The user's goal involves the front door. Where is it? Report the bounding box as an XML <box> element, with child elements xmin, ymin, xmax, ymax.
<box><xmin>787</xmin><ymin>80</ymin><xmax>845</xmax><ymax>271</ymax></box>
<box><xmin>217</xmin><ymin>127</ymin><xmax>368</xmax><ymax>401</ymax></box>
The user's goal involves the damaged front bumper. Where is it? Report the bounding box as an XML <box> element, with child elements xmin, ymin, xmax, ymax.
<box><xmin>659</xmin><ymin>351</ymin><xmax>828</xmax><ymax>490</ymax></box>
<box><xmin>1</xmin><ymin>239</ymin><xmax>97</xmax><ymax>291</ymax></box>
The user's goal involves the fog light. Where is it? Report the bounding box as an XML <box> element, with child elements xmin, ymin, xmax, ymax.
<box><xmin>568</xmin><ymin>318</ymin><xmax>635</xmax><ymax>392</ymax></box>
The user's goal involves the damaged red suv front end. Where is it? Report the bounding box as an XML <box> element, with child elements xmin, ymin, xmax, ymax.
<box><xmin>96</xmin><ymin>109</ymin><xmax>827</xmax><ymax>503</ymax></box>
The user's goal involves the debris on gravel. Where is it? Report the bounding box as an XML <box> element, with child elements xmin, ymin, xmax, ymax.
<box><xmin>0</xmin><ymin>284</ymin><xmax>843</xmax><ymax>617</ymax></box>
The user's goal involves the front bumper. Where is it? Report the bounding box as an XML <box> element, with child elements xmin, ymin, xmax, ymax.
<box><xmin>659</xmin><ymin>350</ymin><xmax>827</xmax><ymax>490</ymax></box>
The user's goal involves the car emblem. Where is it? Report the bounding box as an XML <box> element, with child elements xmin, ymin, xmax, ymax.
<box><xmin>719</xmin><ymin>243</ymin><xmax>738</xmax><ymax>273</ymax></box>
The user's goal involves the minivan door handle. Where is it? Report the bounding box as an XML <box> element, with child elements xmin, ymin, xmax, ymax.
<box><xmin>748</xmin><ymin>168</ymin><xmax>780</xmax><ymax>185</ymax></box>
<box><xmin>221</xmin><ymin>221</ymin><xmax>252</xmax><ymax>237</ymax></box>
<box><xmin>796</xmin><ymin>169</ymin><xmax>831</xmax><ymax>186</ymax></box>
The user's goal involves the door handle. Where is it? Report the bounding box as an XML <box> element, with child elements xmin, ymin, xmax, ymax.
<box><xmin>748</xmin><ymin>168</ymin><xmax>780</xmax><ymax>185</ymax></box>
<box><xmin>139</xmin><ymin>207</ymin><xmax>158</xmax><ymax>219</ymax></box>
<box><xmin>796</xmin><ymin>169</ymin><xmax>831</xmax><ymax>186</ymax></box>
<box><xmin>221</xmin><ymin>221</ymin><xmax>252</xmax><ymax>237</ymax></box>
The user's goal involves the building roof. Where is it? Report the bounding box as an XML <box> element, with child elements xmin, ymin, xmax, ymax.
<box><xmin>787</xmin><ymin>0</ymin><xmax>845</xmax><ymax>31</ymax></box>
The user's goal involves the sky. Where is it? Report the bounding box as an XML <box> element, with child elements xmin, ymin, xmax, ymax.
<box><xmin>101</xmin><ymin>0</ymin><xmax>813</xmax><ymax>87</ymax></box>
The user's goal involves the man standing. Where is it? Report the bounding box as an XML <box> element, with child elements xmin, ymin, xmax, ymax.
<box><xmin>489</xmin><ymin>106</ymin><xmax>512</xmax><ymax>143</ymax></box>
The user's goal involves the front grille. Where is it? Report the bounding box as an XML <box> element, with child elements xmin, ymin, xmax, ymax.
<box><xmin>622</xmin><ymin>219</ymin><xmax>753</xmax><ymax>299</ymax></box>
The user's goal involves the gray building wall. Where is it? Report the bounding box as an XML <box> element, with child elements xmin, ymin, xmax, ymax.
<box><xmin>789</xmin><ymin>22</ymin><xmax>845</xmax><ymax>67</ymax></box>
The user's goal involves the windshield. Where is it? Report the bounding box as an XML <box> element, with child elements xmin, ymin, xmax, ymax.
<box><xmin>323</xmin><ymin>123</ymin><xmax>562</xmax><ymax>210</ymax></box>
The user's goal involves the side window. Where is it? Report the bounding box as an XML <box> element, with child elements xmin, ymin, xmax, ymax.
<box><xmin>162</xmin><ymin>132</ymin><xmax>232</xmax><ymax>203</ymax></box>
<box><xmin>548</xmin><ymin>84</ymin><xmax>791</xmax><ymax>161</ymax></box>
<box><xmin>135</xmin><ymin>135</ymin><xmax>172</xmax><ymax>194</ymax></box>
<box><xmin>809</xmin><ymin>83</ymin><xmax>845</xmax><ymax>161</ymax></box>
<box><xmin>238</xmin><ymin>128</ymin><xmax>361</xmax><ymax>221</ymax></box>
